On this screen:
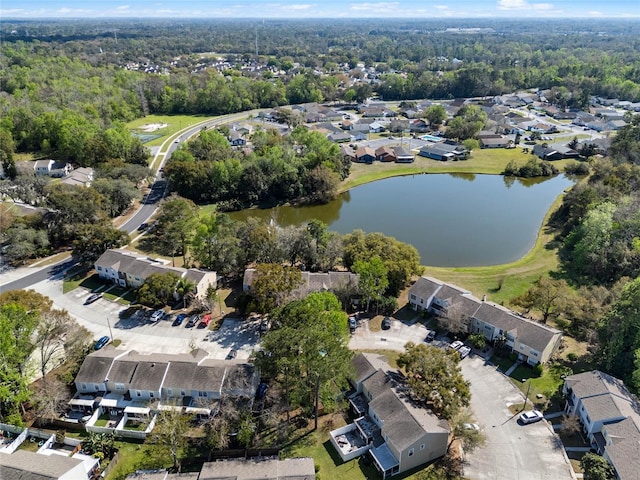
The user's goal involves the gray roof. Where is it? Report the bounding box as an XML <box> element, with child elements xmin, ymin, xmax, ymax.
<box><xmin>603</xmin><ymin>418</ymin><xmax>640</xmax><ymax>480</ymax></box>
<box><xmin>221</xmin><ymin>363</ymin><xmax>258</xmax><ymax>394</ymax></box>
<box><xmin>408</xmin><ymin>277</ymin><xmax>443</xmax><ymax>301</ymax></box>
<box><xmin>0</xmin><ymin>450</ymin><xmax>83</xmax><ymax>480</ymax></box>
<box><xmin>107</xmin><ymin>357</ymin><xmax>139</xmax><ymax>384</ymax></box>
<box><xmin>75</xmin><ymin>348</ymin><xmax>124</xmax><ymax>384</ymax></box>
<box><xmin>370</xmin><ymin>389</ymin><xmax>448</xmax><ymax>450</ymax></box>
<box><xmin>565</xmin><ymin>370</ymin><xmax>640</xmax><ymax>420</ymax></box>
<box><xmin>362</xmin><ymin>369</ymin><xmax>395</xmax><ymax>401</ymax></box>
<box><xmin>129</xmin><ymin>359</ymin><xmax>170</xmax><ymax>391</ymax></box>
<box><xmin>94</xmin><ymin>249</ymin><xmax>184</xmax><ymax>281</ymax></box>
<box><xmin>199</xmin><ymin>457</ymin><xmax>316</xmax><ymax>480</ymax></box>
<box><xmin>352</xmin><ymin>353</ymin><xmax>389</xmax><ymax>386</ymax></box>
<box><xmin>473</xmin><ymin>302</ymin><xmax>561</xmax><ymax>353</ymax></box>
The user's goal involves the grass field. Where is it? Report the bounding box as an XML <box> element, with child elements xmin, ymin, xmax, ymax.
<box><xmin>127</xmin><ymin>114</ymin><xmax>213</xmax><ymax>147</ymax></box>
<box><xmin>339</xmin><ymin>148</ymin><xmax>577</xmax><ymax>193</ymax></box>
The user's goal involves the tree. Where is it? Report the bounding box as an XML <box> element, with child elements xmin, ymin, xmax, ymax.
<box><xmin>447</xmin><ymin>409</ymin><xmax>486</xmax><ymax>454</ymax></box>
<box><xmin>4</xmin><ymin>224</ymin><xmax>50</xmax><ymax>263</ymax></box>
<box><xmin>424</xmin><ymin>105</ymin><xmax>447</xmax><ymax>126</ymax></box>
<box><xmin>397</xmin><ymin>342</ymin><xmax>471</xmax><ymax>419</ymax></box>
<box><xmin>253</xmin><ymin>292</ymin><xmax>353</xmax><ymax>424</ymax></box>
<box><xmin>560</xmin><ymin>414</ymin><xmax>581</xmax><ymax>438</ymax></box>
<box><xmin>512</xmin><ymin>276</ymin><xmax>574</xmax><ymax>324</ymax></box>
<box><xmin>82</xmin><ymin>432</ymin><xmax>116</xmax><ymax>460</ymax></box>
<box><xmin>31</xmin><ymin>376</ymin><xmax>70</xmax><ymax>425</ymax></box>
<box><xmin>155</xmin><ymin>195</ymin><xmax>200</xmax><ymax>266</ymax></box>
<box><xmin>35</xmin><ymin>308</ymin><xmax>74</xmax><ymax>379</ymax></box>
<box><xmin>580</xmin><ymin>452</ymin><xmax>616</xmax><ymax>480</ymax></box>
<box><xmin>72</xmin><ymin>222</ymin><xmax>129</xmax><ymax>265</ymax></box>
<box><xmin>91</xmin><ymin>177</ymin><xmax>140</xmax><ymax>217</ymax></box>
<box><xmin>248</xmin><ymin>263</ymin><xmax>303</xmax><ymax>313</ymax></box>
<box><xmin>599</xmin><ymin>277</ymin><xmax>640</xmax><ymax>391</ymax></box>
<box><xmin>175</xmin><ymin>277</ymin><xmax>196</xmax><ymax>309</ymax></box>
<box><xmin>353</xmin><ymin>256</ymin><xmax>388</xmax><ymax>312</ymax></box>
<box><xmin>137</xmin><ymin>272</ymin><xmax>181</xmax><ymax>307</ymax></box>
<box><xmin>146</xmin><ymin>408</ymin><xmax>193</xmax><ymax>471</ymax></box>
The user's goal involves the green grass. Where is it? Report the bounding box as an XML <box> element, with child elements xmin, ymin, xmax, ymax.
<box><xmin>123</xmin><ymin>421</ymin><xmax>147</xmax><ymax>431</ymax></box>
<box><xmin>94</xmin><ymin>414</ymin><xmax>110</xmax><ymax>427</ymax></box>
<box><xmin>490</xmin><ymin>355</ymin><xmax>515</xmax><ymax>373</ymax></box>
<box><xmin>105</xmin><ymin>441</ymin><xmax>171</xmax><ymax>480</ymax></box>
<box><xmin>62</xmin><ymin>267</ymin><xmax>93</xmax><ymax>293</ymax></box>
<box><xmin>103</xmin><ymin>287</ymin><xmax>135</xmax><ymax>305</ymax></box>
<box><xmin>510</xmin><ymin>364</ymin><xmax>565</xmax><ymax>407</ymax></box>
<box><xmin>126</xmin><ymin>114</ymin><xmax>214</xmax><ymax>147</ymax></box>
<box><xmin>355</xmin><ymin>349</ymin><xmax>401</xmax><ymax>369</ymax></box>
<box><xmin>425</xmin><ymin>191</ymin><xmax>567</xmax><ymax>304</ymax></box>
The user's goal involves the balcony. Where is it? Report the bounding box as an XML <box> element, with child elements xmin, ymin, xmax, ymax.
<box><xmin>329</xmin><ymin>423</ymin><xmax>370</xmax><ymax>462</ymax></box>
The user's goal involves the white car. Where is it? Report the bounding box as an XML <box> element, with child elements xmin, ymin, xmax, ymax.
<box><xmin>458</xmin><ymin>346</ymin><xmax>472</xmax><ymax>359</ymax></box>
<box><xmin>519</xmin><ymin>410</ymin><xmax>544</xmax><ymax>424</ymax></box>
<box><xmin>463</xmin><ymin>423</ymin><xmax>480</xmax><ymax>431</ymax></box>
<box><xmin>149</xmin><ymin>309</ymin><xmax>165</xmax><ymax>322</ymax></box>
<box><xmin>449</xmin><ymin>340</ymin><xmax>464</xmax><ymax>351</ymax></box>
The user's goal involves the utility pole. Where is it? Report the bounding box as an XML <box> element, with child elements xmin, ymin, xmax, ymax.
<box><xmin>314</xmin><ymin>372</ymin><xmax>320</xmax><ymax>431</ymax></box>
<box><xmin>107</xmin><ymin>316</ymin><xmax>114</xmax><ymax>340</ymax></box>
<box><xmin>522</xmin><ymin>380</ymin><xmax>532</xmax><ymax>411</ymax></box>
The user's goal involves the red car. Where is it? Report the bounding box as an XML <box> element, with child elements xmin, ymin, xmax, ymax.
<box><xmin>198</xmin><ymin>314</ymin><xmax>212</xmax><ymax>328</ymax></box>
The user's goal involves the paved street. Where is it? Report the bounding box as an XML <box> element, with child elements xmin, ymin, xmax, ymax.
<box><xmin>462</xmin><ymin>356</ymin><xmax>574</xmax><ymax>480</ymax></box>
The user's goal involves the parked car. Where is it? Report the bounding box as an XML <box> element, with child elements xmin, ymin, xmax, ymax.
<box><xmin>186</xmin><ymin>314</ymin><xmax>200</xmax><ymax>328</ymax></box>
<box><xmin>149</xmin><ymin>309</ymin><xmax>165</xmax><ymax>322</ymax></box>
<box><xmin>458</xmin><ymin>346</ymin><xmax>472</xmax><ymax>359</ymax></box>
<box><xmin>381</xmin><ymin>317</ymin><xmax>391</xmax><ymax>330</ymax></box>
<box><xmin>94</xmin><ymin>336</ymin><xmax>110</xmax><ymax>350</ymax></box>
<box><xmin>137</xmin><ymin>223</ymin><xmax>148</xmax><ymax>232</ymax></box>
<box><xmin>226</xmin><ymin>349</ymin><xmax>238</xmax><ymax>360</ymax></box>
<box><xmin>449</xmin><ymin>340</ymin><xmax>464</xmax><ymax>351</ymax></box>
<box><xmin>463</xmin><ymin>423</ymin><xmax>480</xmax><ymax>431</ymax></box>
<box><xmin>349</xmin><ymin>316</ymin><xmax>357</xmax><ymax>333</ymax></box>
<box><xmin>172</xmin><ymin>313</ymin><xmax>187</xmax><ymax>326</ymax></box>
<box><xmin>425</xmin><ymin>330</ymin><xmax>436</xmax><ymax>342</ymax></box>
<box><xmin>519</xmin><ymin>410</ymin><xmax>544</xmax><ymax>424</ymax></box>
<box><xmin>85</xmin><ymin>293</ymin><xmax>102</xmax><ymax>305</ymax></box>
<box><xmin>198</xmin><ymin>314</ymin><xmax>212</xmax><ymax>328</ymax></box>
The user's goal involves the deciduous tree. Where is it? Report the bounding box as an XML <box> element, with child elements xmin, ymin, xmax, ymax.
<box><xmin>248</xmin><ymin>263</ymin><xmax>303</xmax><ymax>313</ymax></box>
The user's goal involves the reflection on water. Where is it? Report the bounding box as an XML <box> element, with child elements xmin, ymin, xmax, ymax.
<box><xmin>229</xmin><ymin>173</ymin><xmax>575</xmax><ymax>267</ymax></box>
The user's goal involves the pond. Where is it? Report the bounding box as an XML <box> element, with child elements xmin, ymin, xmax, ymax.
<box><xmin>229</xmin><ymin>173</ymin><xmax>575</xmax><ymax>267</ymax></box>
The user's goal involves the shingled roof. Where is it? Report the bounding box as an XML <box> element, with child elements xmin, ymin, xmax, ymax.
<box><xmin>75</xmin><ymin>348</ymin><xmax>125</xmax><ymax>385</ymax></box>
<box><xmin>199</xmin><ymin>457</ymin><xmax>315</xmax><ymax>480</ymax></box>
<box><xmin>0</xmin><ymin>450</ymin><xmax>83</xmax><ymax>480</ymax></box>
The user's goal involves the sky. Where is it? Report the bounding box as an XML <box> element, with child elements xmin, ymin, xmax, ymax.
<box><xmin>1</xmin><ymin>0</ymin><xmax>639</xmax><ymax>19</ymax></box>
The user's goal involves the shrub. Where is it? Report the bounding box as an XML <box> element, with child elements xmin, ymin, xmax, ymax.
<box><xmin>509</xmin><ymin>352</ymin><xmax>518</xmax><ymax>362</ymax></box>
<box><xmin>533</xmin><ymin>363</ymin><xmax>544</xmax><ymax>376</ymax></box>
<box><xmin>469</xmin><ymin>333</ymin><xmax>487</xmax><ymax>350</ymax></box>
<box><xmin>566</xmin><ymin>352</ymin><xmax>578</xmax><ymax>362</ymax></box>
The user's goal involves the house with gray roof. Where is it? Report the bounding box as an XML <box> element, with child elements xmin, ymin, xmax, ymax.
<box><xmin>242</xmin><ymin>268</ymin><xmax>358</xmax><ymax>297</ymax></box>
<box><xmin>562</xmin><ymin>370</ymin><xmax>640</xmax><ymax>480</ymax></box>
<box><xmin>0</xmin><ymin>449</ymin><xmax>93</xmax><ymax>480</ymax></box>
<box><xmin>418</xmin><ymin>142</ymin><xmax>467</xmax><ymax>161</ymax></box>
<box><xmin>330</xmin><ymin>353</ymin><xmax>449</xmax><ymax>478</ymax></box>
<box><xmin>72</xmin><ymin>349</ymin><xmax>259</xmax><ymax>438</ymax></box>
<box><xmin>94</xmin><ymin>249</ymin><xmax>216</xmax><ymax>299</ymax></box>
<box><xmin>198</xmin><ymin>457</ymin><xmax>315</xmax><ymax>480</ymax></box>
<box><xmin>408</xmin><ymin>276</ymin><xmax>562</xmax><ymax>364</ymax></box>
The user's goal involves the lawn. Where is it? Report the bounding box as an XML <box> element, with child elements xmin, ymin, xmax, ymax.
<box><xmin>62</xmin><ymin>266</ymin><xmax>94</xmax><ymax>293</ymax></box>
<box><xmin>105</xmin><ymin>441</ymin><xmax>171</xmax><ymax>480</ymax></box>
<box><xmin>508</xmin><ymin>363</ymin><xmax>566</xmax><ymax>408</ymax></box>
<box><xmin>426</xmin><ymin>190</ymin><xmax>569</xmax><ymax>304</ymax></box>
<box><xmin>103</xmin><ymin>286</ymin><xmax>136</xmax><ymax>305</ymax></box>
<box><xmin>489</xmin><ymin>355</ymin><xmax>515</xmax><ymax>373</ymax></box>
<box><xmin>126</xmin><ymin>114</ymin><xmax>214</xmax><ymax>147</ymax></box>
<box><xmin>94</xmin><ymin>414</ymin><xmax>110</xmax><ymax>427</ymax></box>
<box><xmin>354</xmin><ymin>349</ymin><xmax>402</xmax><ymax>369</ymax></box>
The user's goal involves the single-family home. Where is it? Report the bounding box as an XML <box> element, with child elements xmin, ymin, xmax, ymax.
<box><xmin>375</xmin><ymin>146</ymin><xmax>396</xmax><ymax>162</ymax></box>
<box><xmin>340</xmin><ymin>144</ymin><xmax>356</xmax><ymax>162</ymax></box>
<box><xmin>562</xmin><ymin>370</ymin><xmax>640</xmax><ymax>480</ymax></box>
<box><xmin>532</xmin><ymin>144</ymin><xmax>580</xmax><ymax>161</ymax></box>
<box><xmin>228</xmin><ymin>130</ymin><xmax>246</xmax><ymax>147</ymax></box>
<box><xmin>330</xmin><ymin>353</ymin><xmax>449</xmax><ymax>479</ymax></box>
<box><xmin>33</xmin><ymin>159</ymin><xmax>55</xmax><ymax>175</ymax></box>
<box><xmin>418</xmin><ymin>142</ymin><xmax>467</xmax><ymax>161</ymax></box>
<box><xmin>479</xmin><ymin>136</ymin><xmax>510</xmax><ymax>149</ymax></box>
<box><xmin>61</xmin><ymin>167</ymin><xmax>94</xmax><ymax>187</ymax></box>
<box><xmin>393</xmin><ymin>146</ymin><xmax>414</xmax><ymax>163</ymax></box>
<box><xmin>606</xmin><ymin>119</ymin><xmax>627</xmax><ymax>131</ymax></box>
<box><xmin>409</xmin><ymin>119</ymin><xmax>430</xmax><ymax>133</ymax></box>
<box><xmin>328</xmin><ymin>132</ymin><xmax>352</xmax><ymax>143</ymax></box>
<box><xmin>355</xmin><ymin>146</ymin><xmax>376</xmax><ymax>164</ymax></box>
<box><xmin>94</xmin><ymin>249</ymin><xmax>216</xmax><ymax>299</ymax></box>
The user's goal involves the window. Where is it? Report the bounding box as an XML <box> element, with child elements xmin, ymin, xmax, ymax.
<box><xmin>167</xmin><ymin>389</ymin><xmax>173</xmax><ymax>396</ymax></box>
<box><xmin>410</xmin><ymin>294</ymin><xmax>416</xmax><ymax>301</ymax></box>
<box><xmin>198</xmin><ymin>391</ymin><xmax>207</xmax><ymax>397</ymax></box>
<box><xmin>116</xmin><ymin>383</ymin><xmax>125</xmax><ymax>391</ymax></box>
<box><xmin>136</xmin><ymin>391</ymin><xmax>141</xmax><ymax>397</ymax></box>
<box><xmin>180</xmin><ymin>390</ymin><xmax>186</xmax><ymax>396</ymax></box>
<box><xmin>81</xmin><ymin>383</ymin><xmax>87</xmax><ymax>390</ymax></box>
<box><xmin>420</xmin><ymin>444</ymin><xmax>425</xmax><ymax>450</ymax></box>
<box><xmin>150</xmin><ymin>392</ymin><xmax>154</xmax><ymax>398</ymax></box>
<box><xmin>408</xmin><ymin>448</ymin><xmax>414</xmax><ymax>457</ymax></box>
<box><xmin>530</xmin><ymin>350</ymin><xmax>538</xmax><ymax>357</ymax></box>
<box><xmin>94</xmin><ymin>385</ymin><xmax>99</xmax><ymax>391</ymax></box>
<box><xmin>96</xmin><ymin>266</ymin><xmax>102</xmax><ymax>271</ymax></box>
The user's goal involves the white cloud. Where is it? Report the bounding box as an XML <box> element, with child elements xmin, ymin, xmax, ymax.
<box><xmin>115</xmin><ymin>5</ymin><xmax>130</xmax><ymax>11</ymax></box>
<box><xmin>531</xmin><ymin>3</ymin><xmax>553</xmax><ymax>10</ymax></box>
<box><xmin>435</xmin><ymin>5</ymin><xmax>450</xmax><ymax>11</ymax></box>
<box><xmin>349</xmin><ymin>2</ymin><xmax>400</xmax><ymax>12</ymax></box>
<box><xmin>497</xmin><ymin>0</ymin><xmax>528</xmax><ymax>9</ymax></box>
<box><xmin>289</xmin><ymin>4</ymin><xmax>315</xmax><ymax>10</ymax></box>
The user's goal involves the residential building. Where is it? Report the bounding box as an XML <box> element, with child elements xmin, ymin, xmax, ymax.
<box><xmin>61</xmin><ymin>167</ymin><xmax>94</xmax><ymax>187</ymax></box>
<box><xmin>94</xmin><ymin>249</ymin><xmax>216</xmax><ymax>298</ymax></box>
<box><xmin>479</xmin><ymin>136</ymin><xmax>510</xmax><ymax>149</ymax></box>
<box><xmin>355</xmin><ymin>146</ymin><xmax>376</xmax><ymax>163</ymax></box>
<box><xmin>33</xmin><ymin>159</ymin><xmax>55</xmax><ymax>175</ymax></box>
<box><xmin>563</xmin><ymin>370</ymin><xmax>640</xmax><ymax>480</ymax></box>
<box><xmin>198</xmin><ymin>457</ymin><xmax>316</xmax><ymax>480</ymax></box>
<box><xmin>376</xmin><ymin>146</ymin><xmax>396</xmax><ymax>162</ymax></box>
<box><xmin>418</xmin><ymin>142</ymin><xmax>467</xmax><ymax>161</ymax></box>
<box><xmin>532</xmin><ymin>144</ymin><xmax>580</xmax><ymax>161</ymax></box>
<box><xmin>243</xmin><ymin>268</ymin><xmax>359</xmax><ymax>295</ymax></box>
<box><xmin>0</xmin><ymin>449</ymin><xmax>98</xmax><ymax>480</ymax></box>
<box><xmin>393</xmin><ymin>146</ymin><xmax>414</xmax><ymax>163</ymax></box>
<box><xmin>330</xmin><ymin>353</ymin><xmax>449</xmax><ymax>479</ymax></box>
<box><xmin>408</xmin><ymin>276</ymin><xmax>562</xmax><ymax>365</ymax></box>
<box><xmin>72</xmin><ymin>349</ymin><xmax>259</xmax><ymax>437</ymax></box>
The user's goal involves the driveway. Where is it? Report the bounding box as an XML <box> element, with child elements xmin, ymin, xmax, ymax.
<box><xmin>461</xmin><ymin>356</ymin><xmax>574</xmax><ymax>480</ymax></box>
